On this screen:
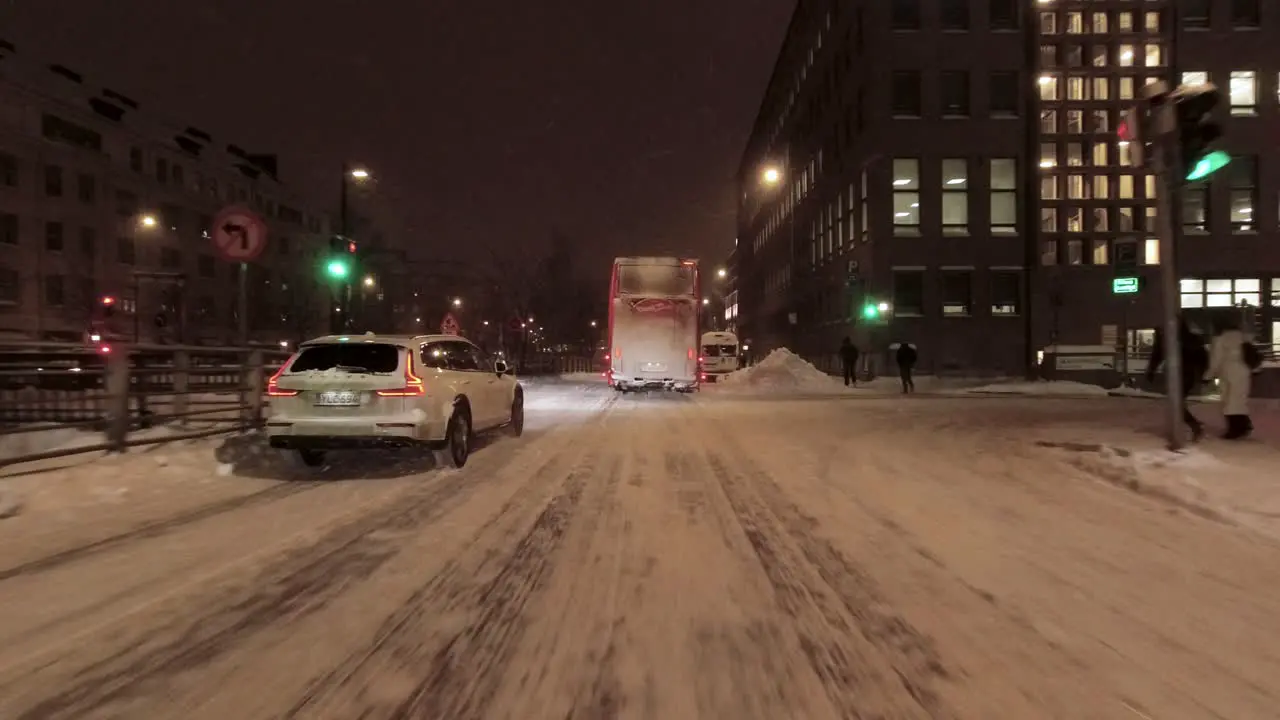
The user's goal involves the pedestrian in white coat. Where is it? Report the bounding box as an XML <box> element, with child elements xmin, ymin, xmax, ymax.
<box><xmin>1208</xmin><ymin>318</ymin><xmax>1253</xmax><ymax>439</ymax></box>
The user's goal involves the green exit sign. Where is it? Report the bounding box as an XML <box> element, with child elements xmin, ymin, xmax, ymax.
<box><xmin>1113</xmin><ymin>276</ymin><xmax>1140</xmax><ymax>294</ymax></box>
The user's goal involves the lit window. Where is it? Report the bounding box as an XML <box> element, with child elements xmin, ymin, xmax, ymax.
<box><xmin>1182</xmin><ymin>187</ymin><xmax>1207</xmax><ymax>233</ymax></box>
<box><xmin>1145</xmin><ymin>175</ymin><xmax>1158</xmax><ymax>199</ymax></box>
<box><xmin>1118</xmin><ymin>142</ymin><xmax>1133</xmax><ymax>166</ymax></box>
<box><xmin>1040</xmin><ymin>143</ymin><xmax>1057</xmax><ymax>168</ymax></box>
<box><xmin>1117</xmin><ymin>11</ymin><xmax>1133</xmax><ymax>31</ymax></box>
<box><xmin>1182</xmin><ymin>71</ymin><xmax>1208</xmax><ymax>87</ymax></box>
<box><xmin>1040</xmin><ymin>109</ymin><xmax>1058</xmax><ymax>133</ymax></box>
<box><xmin>1066</xmin><ymin>12</ymin><xmax>1083</xmax><ymax>34</ymax></box>
<box><xmin>1041</xmin><ymin>208</ymin><xmax>1058</xmax><ymax>231</ymax></box>
<box><xmin>1041</xmin><ymin>175</ymin><xmax>1060</xmax><ymax>200</ymax></box>
<box><xmin>1092</xmin><ymin>239</ymin><xmax>1109</xmax><ymax>265</ymax></box>
<box><xmin>1066</xmin><ymin>143</ymin><xmax>1083</xmax><ymax>166</ymax></box>
<box><xmin>1143</xmin><ymin>238</ymin><xmax>1159</xmax><ymax>265</ymax></box>
<box><xmin>1144</xmin><ymin>44</ymin><xmax>1162</xmax><ymax>67</ymax></box>
<box><xmin>892</xmin><ymin>158</ymin><xmax>920</xmax><ymax>234</ymax></box>
<box><xmin>1092</xmin><ymin>142</ymin><xmax>1108</xmax><ymax>166</ymax></box>
<box><xmin>1040</xmin><ymin>11</ymin><xmax>1057</xmax><ymax>34</ymax></box>
<box><xmin>1119</xmin><ymin>207</ymin><xmax>1136</xmax><ymax>231</ymax></box>
<box><xmin>1091</xmin><ymin>109</ymin><xmax>1110</xmax><ymax>133</ymax></box>
<box><xmin>1144</xmin><ymin>11</ymin><xmax>1160</xmax><ymax>32</ymax></box>
<box><xmin>1067</xmin><ymin>175</ymin><xmax>1087</xmax><ymax>199</ymax></box>
<box><xmin>1118</xmin><ymin>45</ymin><xmax>1135</xmax><ymax>67</ymax></box>
<box><xmin>1093</xmin><ymin>176</ymin><xmax>1110</xmax><ymax>199</ymax></box>
<box><xmin>1092</xmin><ymin>77</ymin><xmax>1110</xmax><ymax>100</ymax></box>
<box><xmin>1230</xmin><ymin>71</ymin><xmax>1257</xmax><ymax>115</ymax></box>
<box><xmin>1067</xmin><ymin>76</ymin><xmax>1087</xmax><ymax>100</ymax></box>
<box><xmin>1067</xmin><ymin>109</ymin><xmax>1085</xmax><ymax>133</ymax></box>
<box><xmin>941</xmin><ymin>158</ymin><xmax>968</xmax><ymax>234</ymax></box>
<box><xmin>1091</xmin><ymin>45</ymin><xmax>1108</xmax><ymax>67</ymax></box>
<box><xmin>1039</xmin><ymin>75</ymin><xmax>1059</xmax><ymax>101</ymax></box>
<box><xmin>1066</xmin><ymin>207</ymin><xmax>1084</xmax><ymax>232</ymax></box>
<box><xmin>1229</xmin><ymin>156</ymin><xmax>1257</xmax><ymax>233</ymax></box>
<box><xmin>990</xmin><ymin>158</ymin><xmax>1018</xmax><ymax>234</ymax></box>
<box><xmin>1118</xmin><ymin>175</ymin><xmax>1135</xmax><ymax>199</ymax></box>
<box><xmin>1092</xmin><ymin>206</ymin><xmax>1109</xmax><ymax>230</ymax></box>
<box><xmin>1119</xmin><ymin>77</ymin><xmax>1135</xmax><ymax>99</ymax></box>
<box><xmin>1092</xmin><ymin>12</ymin><xmax>1108</xmax><ymax>33</ymax></box>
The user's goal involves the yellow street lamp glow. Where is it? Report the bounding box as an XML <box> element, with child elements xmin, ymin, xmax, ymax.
<box><xmin>363</xmin><ymin>275</ymin><xmax>375</xmax><ymax>287</ymax></box>
<box><xmin>139</xmin><ymin>214</ymin><xmax>158</xmax><ymax>228</ymax></box>
<box><xmin>717</xmin><ymin>268</ymin><xmax>727</xmax><ymax>278</ymax></box>
<box><xmin>762</xmin><ymin>167</ymin><xmax>781</xmax><ymax>185</ymax></box>
<box><xmin>349</xmin><ymin>168</ymin><xmax>370</xmax><ymax>180</ymax></box>
<box><xmin>452</xmin><ymin>297</ymin><xmax>463</xmax><ymax>308</ymax></box>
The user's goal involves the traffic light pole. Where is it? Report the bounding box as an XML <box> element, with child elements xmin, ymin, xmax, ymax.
<box><xmin>1146</xmin><ymin>83</ymin><xmax>1186</xmax><ymax>451</ymax></box>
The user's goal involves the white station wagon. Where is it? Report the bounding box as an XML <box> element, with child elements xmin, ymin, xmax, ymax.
<box><xmin>265</xmin><ymin>333</ymin><xmax>523</xmax><ymax>468</ymax></box>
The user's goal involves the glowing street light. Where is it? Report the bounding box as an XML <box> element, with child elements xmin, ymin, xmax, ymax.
<box><xmin>762</xmin><ymin>166</ymin><xmax>781</xmax><ymax>185</ymax></box>
<box><xmin>139</xmin><ymin>214</ymin><xmax>158</xmax><ymax>228</ymax></box>
<box><xmin>363</xmin><ymin>275</ymin><xmax>376</xmax><ymax>288</ymax></box>
<box><xmin>717</xmin><ymin>268</ymin><xmax>727</xmax><ymax>278</ymax></box>
<box><xmin>349</xmin><ymin>168</ymin><xmax>370</xmax><ymax>180</ymax></box>
<box><xmin>452</xmin><ymin>297</ymin><xmax>463</xmax><ymax>308</ymax></box>
<box><xmin>590</xmin><ymin>320</ymin><xmax>598</xmax><ymax>327</ymax></box>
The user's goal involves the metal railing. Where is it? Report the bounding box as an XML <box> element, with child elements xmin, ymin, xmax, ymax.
<box><xmin>0</xmin><ymin>341</ymin><xmax>289</xmax><ymax>468</ymax></box>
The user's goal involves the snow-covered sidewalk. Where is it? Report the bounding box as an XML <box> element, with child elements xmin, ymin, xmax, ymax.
<box><xmin>1031</xmin><ymin>418</ymin><xmax>1280</xmax><ymax>541</ymax></box>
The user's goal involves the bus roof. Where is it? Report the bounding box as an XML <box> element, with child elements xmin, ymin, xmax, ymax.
<box><xmin>613</xmin><ymin>256</ymin><xmax>699</xmax><ymax>266</ymax></box>
<box><xmin>701</xmin><ymin>331</ymin><xmax>738</xmax><ymax>342</ymax></box>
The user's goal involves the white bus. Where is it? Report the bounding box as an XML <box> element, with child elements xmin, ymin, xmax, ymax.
<box><xmin>607</xmin><ymin>257</ymin><xmax>700</xmax><ymax>392</ymax></box>
<box><xmin>699</xmin><ymin>331</ymin><xmax>739</xmax><ymax>381</ymax></box>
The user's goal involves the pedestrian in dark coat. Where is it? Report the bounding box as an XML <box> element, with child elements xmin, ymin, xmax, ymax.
<box><xmin>1146</xmin><ymin>316</ymin><xmax>1209</xmax><ymax>441</ymax></box>
<box><xmin>839</xmin><ymin>337</ymin><xmax>860</xmax><ymax>387</ymax></box>
<box><xmin>896</xmin><ymin>342</ymin><xmax>917</xmax><ymax>393</ymax></box>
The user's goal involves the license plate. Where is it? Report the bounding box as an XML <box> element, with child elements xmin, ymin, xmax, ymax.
<box><xmin>642</xmin><ymin>362</ymin><xmax>668</xmax><ymax>372</ymax></box>
<box><xmin>315</xmin><ymin>390</ymin><xmax>360</xmax><ymax>406</ymax></box>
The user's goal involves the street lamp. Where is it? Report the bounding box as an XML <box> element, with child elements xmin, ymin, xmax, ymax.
<box><xmin>349</xmin><ymin>168</ymin><xmax>370</xmax><ymax>180</ymax></box>
<box><xmin>452</xmin><ymin>297</ymin><xmax>463</xmax><ymax>308</ymax></box>
<box><xmin>363</xmin><ymin>275</ymin><xmax>376</xmax><ymax>288</ymax></box>
<box><xmin>590</xmin><ymin>320</ymin><xmax>597</xmax><ymax>327</ymax></box>
<box><xmin>761</xmin><ymin>166</ymin><xmax>781</xmax><ymax>186</ymax></box>
<box><xmin>717</xmin><ymin>268</ymin><xmax>727</xmax><ymax>279</ymax></box>
<box><xmin>139</xmin><ymin>214</ymin><xmax>158</xmax><ymax>228</ymax></box>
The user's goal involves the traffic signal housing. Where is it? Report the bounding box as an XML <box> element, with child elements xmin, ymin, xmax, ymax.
<box><xmin>1173</xmin><ymin>84</ymin><xmax>1229</xmax><ymax>181</ymax></box>
<box><xmin>99</xmin><ymin>295</ymin><xmax>117</xmax><ymax>318</ymax></box>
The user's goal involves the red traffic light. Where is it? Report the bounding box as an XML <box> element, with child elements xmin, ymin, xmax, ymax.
<box><xmin>1117</xmin><ymin>120</ymin><xmax>1133</xmax><ymax>142</ymax></box>
<box><xmin>100</xmin><ymin>295</ymin><xmax>116</xmax><ymax>306</ymax></box>
<box><xmin>347</xmin><ymin>241</ymin><xmax>357</xmax><ymax>253</ymax></box>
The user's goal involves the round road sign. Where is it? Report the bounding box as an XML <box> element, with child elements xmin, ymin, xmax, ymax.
<box><xmin>211</xmin><ymin>206</ymin><xmax>267</xmax><ymax>262</ymax></box>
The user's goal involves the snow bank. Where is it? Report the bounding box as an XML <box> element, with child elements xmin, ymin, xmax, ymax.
<box><xmin>717</xmin><ymin>348</ymin><xmax>848</xmax><ymax>394</ymax></box>
<box><xmin>963</xmin><ymin>380</ymin><xmax>1109</xmax><ymax>397</ymax></box>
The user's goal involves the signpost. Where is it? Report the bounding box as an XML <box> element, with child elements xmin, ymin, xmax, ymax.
<box><xmin>440</xmin><ymin>312</ymin><xmax>460</xmax><ymax>336</ymax></box>
<box><xmin>1112</xmin><ymin>277</ymin><xmax>1140</xmax><ymax>294</ymax></box>
<box><xmin>211</xmin><ymin>206</ymin><xmax>267</xmax><ymax>344</ymax></box>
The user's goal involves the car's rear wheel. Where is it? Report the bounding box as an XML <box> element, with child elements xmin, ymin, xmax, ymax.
<box><xmin>434</xmin><ymin>407</ymin><xmax>471</xmax><ymax>468</ymax></box>
<box><xmin>297</xmin><ymin>449</ymin><xmax>326</xmax><ymax>468</ymax></box>
<box><xmin>507</xmin><ymin>392</ymin><xmax>524</xmax><ymax>437</ymax></box>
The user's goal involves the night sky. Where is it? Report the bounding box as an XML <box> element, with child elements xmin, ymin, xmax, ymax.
<box><xmin>2</xmin><ymin>1</ymin><xmax>794</xmax><ymax>275</ymax></box>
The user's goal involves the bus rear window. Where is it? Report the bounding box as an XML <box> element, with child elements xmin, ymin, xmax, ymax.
<box><xmin>617</xmin><ymin>264</ymin><xmax>695</xmax><ymax>296</ymax></box>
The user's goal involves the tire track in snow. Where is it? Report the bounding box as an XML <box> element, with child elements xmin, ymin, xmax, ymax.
<box><xmin>283</xmin><ymin>396</ymin><xmax>621</xmax><ymax>720</ymax></box>
<box><xmin>702</xmin><ymin>420</ymin><xmax>954</xmax><ymax>719</ymax></box>
<box><xmin>0</xmin><ymin>482</ymin><xmax>320</xmax><ymax>582</ymax></box>
<box><xmin>7</xmin><ymin>395</ymin><xmax>619</xmax><ymax>720</ymax></box>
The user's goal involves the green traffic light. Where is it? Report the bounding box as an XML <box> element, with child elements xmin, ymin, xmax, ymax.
<box><xmin>326</xmin><ymin>259</ymin><xmax>349</xmax><ymax>278</ymax></box>
<box><xmin>1186</xmin><ymin>150</ymin><xmax>1231</xmax><ymax>181</ymax></box>
<box><xmin>862</xmin><ymin>304</ymin><xmax>879</xmax><ymax>319</ymax></box>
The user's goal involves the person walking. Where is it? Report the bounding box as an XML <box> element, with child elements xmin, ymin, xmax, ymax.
<box><xmin>1208</xmin><ymin>316</ymin><xmax>1255</xmax><ymax>439</ymax></box>
<box><xmin>895</xmin><ymin>341</ymin><xmax>917</xmax><ymax>394</ymax></box>
<box><xmin>1145</xmin><ymin>315</ymin><xmax>1209</xmax><ymax>442</ymax></box>
<box><xmin>839</xmin><ymin>336</ymin><xmax>860</xmax><ymax>387</ymax></box>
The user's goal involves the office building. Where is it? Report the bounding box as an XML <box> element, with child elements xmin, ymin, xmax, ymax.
<box><xmin>0</xmin><ymin>39</ymin><xmax>333</xmax><ymax>345</ymax></box>
<box><xmin>735</xmin><ymin>0</ymin><xmax>1280</xmax><ymax>376</ymax></box>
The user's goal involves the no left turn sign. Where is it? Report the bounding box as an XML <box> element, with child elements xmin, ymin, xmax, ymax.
<box><xmin>211</xmin><ymin>206</ymin><xmax>267</xmax><ymax>262</ymax></box>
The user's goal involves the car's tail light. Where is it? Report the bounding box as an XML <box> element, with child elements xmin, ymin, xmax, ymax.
<box><xmin>377</xmin><ymin>352</ymin><xmax>426</xmax><ymax>397</ymax></box>
<box><xmin>267</xmin><ymin>362</ymin><xmax>298</xmax><ymax>397</ymax></box>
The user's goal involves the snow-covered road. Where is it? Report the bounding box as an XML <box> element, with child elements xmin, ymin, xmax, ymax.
<box><xmin>1</xmin><ymin>379</ymin><xmax>1278</xmax><ymax>719</ymax></box>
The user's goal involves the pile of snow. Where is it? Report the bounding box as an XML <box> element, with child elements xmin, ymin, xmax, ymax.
<box><xmin>717</xmin><ymin>348</ymin><xmax>847</xmax><ymax>394</ymax></box>
<box><xmin>962</xmin><ymin>380</ymin><xmax>1109</xmax><ymax>397</ymax></box>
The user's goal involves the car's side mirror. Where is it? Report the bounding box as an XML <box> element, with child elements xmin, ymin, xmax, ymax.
<box><xmin>494</xmin><ymin>360</ymin><xmax>509</xmax><ymax>376</ymax></box>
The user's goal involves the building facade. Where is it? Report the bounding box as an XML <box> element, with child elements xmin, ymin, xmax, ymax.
<box><xmin>735</xmin><ymin>0</ymin><xmax>1280</xmax><ymax>376</ymax></box>
<box><xmin>0</xmin><ymin>40</ymin><xmax>332</xmax><ymax>345</ymax></box>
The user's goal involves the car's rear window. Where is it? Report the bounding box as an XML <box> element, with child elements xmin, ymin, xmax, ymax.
<box><xmin>288</xmin><ymin>343</ymin><xmax>400</xmax><ymax>373</ymax></box>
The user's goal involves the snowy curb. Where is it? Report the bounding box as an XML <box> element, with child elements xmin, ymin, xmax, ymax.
<box><xmin>1036</xmin><ymin>440</ymin><xmax>1232</xmax><ymax>526</ymax></box>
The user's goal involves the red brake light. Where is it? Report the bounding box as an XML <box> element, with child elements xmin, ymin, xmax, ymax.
<box><xmin>99</xmin><ymin>344</ymin><xmax>111</xmax><ymax>354</ymax></box>
<box><xmin>377</xmin><ymin>351</ymin><xmax>426</xmax><ymax>397</ymax></box>
<box><xmin>267</xmin><ymin>360</ymin><xmax>298</xmax><ymax>397</ymax></box>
